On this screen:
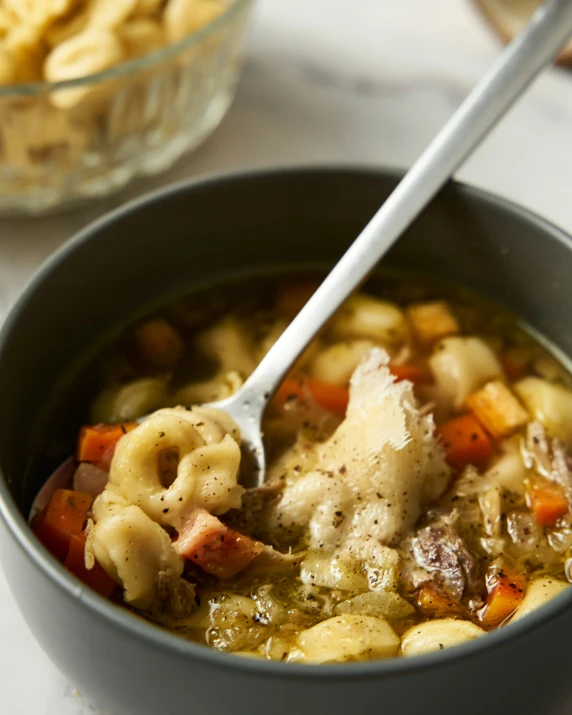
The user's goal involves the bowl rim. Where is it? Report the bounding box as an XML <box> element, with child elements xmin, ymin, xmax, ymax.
<box><xmin>1</xmin><ymin>163</ymin><xmax>572</xmax><ymax>679</ymax></box>
<box><xmin>0</xmin><ymin>0</ymin><xmax>251</xmax><ymax>100</ymax></box>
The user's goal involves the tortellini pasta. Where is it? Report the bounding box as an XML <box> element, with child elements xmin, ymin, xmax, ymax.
<box><xmin>296</xmin><ymin>614</ymin><xmax>400</xmax><ymax>663</ymax></box>
<box><xmin>308</xmin><ymin>340</ymin><xmax>375</xmax><ymax>386</ymax></box>
<box><xmin>329</xmin><ymin>295</ymin><xmax>409</xmax><ymax>346</ymax></box>
<box><xmin>91</xmin><ymin>406</ymin><xmax>244</xmax><ymax>612</ymax></box>
<box><xmin>90</xmin><ymin>377</ymin><xmax>168</xmax><ymax>423</ymax></box>
<box><xmin>401</xmin><ymin>619</ymin><xmax>485</xmax><ymax>657</ymax></box>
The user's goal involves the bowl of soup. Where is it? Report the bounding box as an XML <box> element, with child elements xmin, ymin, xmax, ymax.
<box><xmin>1</xmin><ymin>167</ymin><xmax>572</xmax><ymax>715</ymax></box>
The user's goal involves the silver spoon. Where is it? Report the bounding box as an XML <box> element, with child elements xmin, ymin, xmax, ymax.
<box><xmin>36</xmin><ymin>0</ymin><xmax>572</xmax><ymax>509</ymax></box>
<box><xmin>211</xmin><ymin>0</ymin><xmax>572</xmax><ymax>486</ymax></box>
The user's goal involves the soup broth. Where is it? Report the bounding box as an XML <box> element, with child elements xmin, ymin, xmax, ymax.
<box><xmin>33</xmin><ymin>272</ymin><xmax>572</xmax><ymax>663</ymax></box>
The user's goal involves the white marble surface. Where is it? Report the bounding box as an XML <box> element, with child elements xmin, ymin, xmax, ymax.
<box><xmin>1</xmin><ymin>0</ymin><xmax>572</xmax><ymax>712</ymax></box>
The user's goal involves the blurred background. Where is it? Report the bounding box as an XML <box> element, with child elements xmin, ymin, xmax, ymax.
<box><xmin>1</xmin><ymin>0</ymin><xmax>572</xmax><ymax>712</ymax></box>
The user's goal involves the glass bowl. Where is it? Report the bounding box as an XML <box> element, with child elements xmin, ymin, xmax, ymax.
<box><xmin>0</xmin><ymin>0</ymin><xmax>254</xmax><ymax>215</ymax></box>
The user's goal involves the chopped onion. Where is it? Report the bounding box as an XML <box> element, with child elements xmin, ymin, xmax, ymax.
<box><xmin>547</xmin><ymin>527</ymin><xmax>572</xmax><ymax>555</ymax></box>
<box><xmin>335</xmin><ymin>590</ymin><xmax>414</xmax><ymax>622</ymax></box>
<box><xmin>506</xmin><ymin>511</ymin><xmax>539</xmax><ymax>555</ymax></box>
<box><xmin>73</xmin><ymin>462</ymin><xmax>109</xmax><ymax>497</ymax></box>
<box><xmin>479</xmin><ymin>486</ymin><xmax>502</xmax><ymax>537</ymax></box>
<box><xmin>480</xmin><ymin>537</ymin><xmax>506</xmax><ymax>558</ymax></box>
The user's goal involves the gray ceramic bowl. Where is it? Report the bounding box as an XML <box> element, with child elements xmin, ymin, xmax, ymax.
<box><xmin>1</xmin><ymin>167</ymin><xmax>572</xmax><ymax>715</ymax></box>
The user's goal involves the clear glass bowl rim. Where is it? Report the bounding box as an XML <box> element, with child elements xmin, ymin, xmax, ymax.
<box><xmin>0</xmin><ymin>0</ymin><xmax>251</xmax><ymax>99</ymax></box>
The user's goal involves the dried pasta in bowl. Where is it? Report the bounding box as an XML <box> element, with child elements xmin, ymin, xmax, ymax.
<box><xmin>0</xmin><ymin>0</ymin><xmax>253</xmax><ymax>213</ymax></box>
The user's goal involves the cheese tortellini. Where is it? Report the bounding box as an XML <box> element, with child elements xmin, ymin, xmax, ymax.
<box><xmin>91</xmin><ymin>406</ymin><xmax>244</xmax><ymax>613</ymax></box>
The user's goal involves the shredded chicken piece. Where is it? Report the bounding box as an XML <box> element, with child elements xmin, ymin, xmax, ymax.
<box><xmin>270</xmin><ymin>348</ymin><xmax>450</xmax><ymax>585</ymax></box>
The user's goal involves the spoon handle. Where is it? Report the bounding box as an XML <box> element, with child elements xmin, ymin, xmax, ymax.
<box><xmin>240</xmin><ymin>0</ymin><xmax>572</xmax><ymax>403</ymax></box>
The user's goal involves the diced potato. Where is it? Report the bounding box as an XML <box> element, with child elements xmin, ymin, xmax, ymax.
<box><xmin>401</xmin><ymin>618</ymin><xmax>485</xmax><ymax>657</ymax></box>
<box><xmin>308</xmin><ymin>340</ymin><xmax>375</xmax><ymax>386</ymax></box>
<box><xmin>406</xmin><ymin>301</ymin><xmax>460</xmax><ymax>346</ymax></box>
<box><xmin>90</xmin><ymin>378</ymin><xmax>167</xmax><ymax>423</ymax></box>
<box><xmin>429</xmin><ymin>337</ymin><xmax>504</xmax><ymax>410</ymax></box>
<box><xmin>514</xmin><ymin>377</ymin><xmax>572</xmax><ymax>446</ymax></box>
<box><xmin>466</xmin><ymin>380</ymin><xmax>528</xmax><ymax>438</ymax></box>
<box><xmin>300</xmin><ymin>551</ymin><xmax>369</xmax><ymax>592</ymax></box>
<box><xmin>297</xmin><ymin>614</ymin><xmax>400</xmax><ymax>663</ymax></box>
<box><xmin>335</xmin><ymin>590</ymin><xmax>414</xmax><ymax>622</ymax></box>
<box><xmin>329</xmin><ymin>295</ymin><xmax>409</xmax><ymax>345</ymax></box>
<box><xmin>510</xmin><ymin>577</ymin><xmax>568</xmax><ymax>622</ymax></box>
<box><xmin>485</xmin><ymin>452</ymin><xmax>528</xmax><ymax>495</ymax></box>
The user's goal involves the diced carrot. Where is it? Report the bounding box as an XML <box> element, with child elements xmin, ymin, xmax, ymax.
<box><xmin>480</xmin><ymin>564</ymin><xmax>525</xmax><ymax>627</ymax></box>
<box><xmin>417</xmin><ymin>583</ymin><xmax>462</xmax><ymax>617</ymax></box>
<box><xmin>466</xmin><ymin>380</ymin><xmax>529</xmax><ymax>439</ymax></box>
<box><xmin>527</xmin><ymin>479</ymin><xmax>569</xmax><ymax>527</ymax></box>
<box><xmin>438</xmin><ymin>413</ymin><xmax>495</xmax><ymax>469</ymax></box>
<box><xmin>77</xmin><ymin>423</ymin><xmax>138</xmax><ymax>463</ymax></box>
<box><xmin>274</xmin><ymin>377</ymin><xmax>349</xmax><ymax>415</ymax></box>
<box><xmin>174</xmin><ymin>508</ymin><xmax>264</xmax><ymax>579</ymax></box>
<box><xmin>34</xmin><ymin>489</ymin><xmax>93</xmax><ymax>562</ymax></box>
<box><xmin>305</xmin><ymin>378</ymin><xmax>349</xmax><ymax>414</ymax></box>
<box><xmin>132</xmin><ymin>318</ymin><xmax>183</xmax><ymax>369</ymax></box>
<box><xmin>64</xmin><ymin>532</ymin><xmax>116</xmax><ymax>598</ymax></box>
<box><xmin>276</xmin><ymin>281</ymin><xmax>318</xmax><ymax>316</ymax></box>
<box><xmin>389</xmin><ymin>363</ymin><xmax>429</xmax><ymax>385</ymax></box>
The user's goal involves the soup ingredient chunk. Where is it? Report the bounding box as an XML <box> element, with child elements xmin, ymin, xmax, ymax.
<box><xmin>412</xmin><ymin>512</ymin><xmax>479</xmax><ymax>601</ymax></box>
<box><xmin>515</xmin><ymin>378</ymin><xmax>572</xmax><ymax>446</ymax></box>
<box><xmin>429</xmin><ymin>336</ymin><xmax>504</xmax><ymax>410</ymax></box>
<box><xmin>35</xmin><ymin>489</ymin><xmax>93</xmax><ymax>561</ymax></box>
<box><xmin>173</xmin><ymin>508</ymin><xmax>264</xmax><ymax>578</ymax></box>
<box><xmin>296</xmin><ymin>614</ymin><xmax>400</xmax><ymax>663</ymax></box>
<box><xmin>406</xmin><ymin>301</ymin><xmax>460</xmax><ymax>346</ymax></box>
<box><xmin>466</xmin><ymin>380</ymin><xmax>528</xmax><ymax>439</ymax></box>
<box><xmin>510</xmin><ymin>577</ymin><xmax>568</xmax><ymax>621</ymax></box>
<box><xmin>401</xmin><ymin>618</ymin><xmax>485</xmax><ymax>657</ymax></box>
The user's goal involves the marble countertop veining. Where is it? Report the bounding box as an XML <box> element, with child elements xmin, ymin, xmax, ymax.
<box><xmin>1</xmin><ymin>0</ymin><xmax>572</xmax><ymax>712</ymax></box>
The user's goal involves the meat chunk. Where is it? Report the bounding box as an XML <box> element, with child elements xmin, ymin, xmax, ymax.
<box><xmin>174</xmin><ymin>508</ymin><xmax>264</xmax><ymax>579</ymax></box>
<box><xmin>153</xmin><ymin>569</ymin><xmax>197</xmax><ymax>621</ymax></box>
<box><xmin>412</xmin><ymin>512</ymin><xmax>479</xmax><ymax>601</ymax></box>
